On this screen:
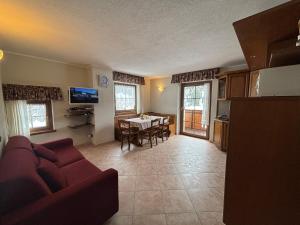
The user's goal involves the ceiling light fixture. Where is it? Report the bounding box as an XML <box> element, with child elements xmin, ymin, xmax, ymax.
<box><xmin>0</xmin><ymin>50</ymin><xmax>4</xmax><ymax>61</ymax></box>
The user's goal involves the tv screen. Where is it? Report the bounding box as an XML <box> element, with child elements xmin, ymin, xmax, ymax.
<box><xmin>69</xmin><ymin>87</ymin><xmax>99</xmax><ymax>104</ymax></box>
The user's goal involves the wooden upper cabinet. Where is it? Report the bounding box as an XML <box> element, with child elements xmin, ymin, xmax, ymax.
<box><xmin>227</xmin><ymin>71</ymin><xmax>249</xmax><ymax>98</ymax></box>
<box><xmin>217</xmin><ymin>70</ymin><xmax>249</xmax><ymax>100</ymax></box>
<box><xmin>233</xmin><ymin>1</ymin><xmax>300</xmax><ymax>71</ymax></box>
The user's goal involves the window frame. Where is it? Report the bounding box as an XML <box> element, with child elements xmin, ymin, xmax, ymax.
<box><xmin>26</xmin><ymin>100</ymin><xmax>55</xmax><ymax>135</ymax></box>
<box><xmin>114</xmin><ymin>83</ymin><xmax>137</xmax><ymax>115</ymax></box>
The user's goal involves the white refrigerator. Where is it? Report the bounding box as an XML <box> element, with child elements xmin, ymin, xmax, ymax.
<box><xmin>249</xmin><ymin>64</ymin><xmax>300</xmax><ymax>97</ymax></box>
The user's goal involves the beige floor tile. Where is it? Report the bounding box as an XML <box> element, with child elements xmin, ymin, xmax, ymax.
<box><xmin>118</xmin><ymin>192</ymin><xmax>135</xmax><ymax>216</ymax></box>
<box><xmin>119</xmin><ymin>176</ymin><xmax>136</xmax><ymax>192</ymax></box>
<box><xmin>155</xmin><ymin>155</ymin><xmax>173</xmax><ymax>164</ymax></box>
<box><xmin>105</xmin><ymin>215</ymin><xmax>133</xmax><ymax>225</ymax></box>
<box><xmin>134</xmin><ymin>191</ymin><xmax>164</xmax><ymax>215</ymax></box>
<box><xmin>157</xmin><ymin>164</ymin><xmax>178</xmax><ymax>175</ymax></box>
<box><xmin>197</xmin><ymin>212</ymin><xmax>224</xmax><ymax>225</ymax></box>
<box><xmin>133</xmin><ymin>214</ymin><xmax>167</xmax><ymax>225</ymax></box>
<box><xmin>165</xmin><ymin>213</ymin><xmax>200</xmax><ymax>225</ymax></box>
<box><xmin>122</xmin><ymin>164</ymin><xmax>138</xmax><ymax>176</ymax></box>
<box><xmin>159</xmin><ymin>175</ymin><xmax>184</xmax><ymax>190</ymax></box>
<box><xmin>136</xmin><ymin>175</ymin><xmax>161</xmax><ymax>191</ymax></box>
<box><xmin>180</xmin><ymin>174</ymin><xmax>201</xmax><ymax>189</ymax></box>
<box><xmin>79</xmin><ymin>135</ymin><xmax>227</xmax><ymax>224</ymax></box>
<box><xmin>187</xmin><ymin>188</ymin><xmax>223</xmax><ymax>213</ymax></box>
<box><xmin>137</xmin><ymin>164</ymin><xmax>158</xmax><ymax>175</ymax></box>
<box><xmin>181</xmin><ymin>172</ymin><xmax>224</xmax><ymax>189</ymax></box>
<box><xmin>162</xmin><ymin>190</ymin><xmax>194</xmax><ymax>213</ymax></box>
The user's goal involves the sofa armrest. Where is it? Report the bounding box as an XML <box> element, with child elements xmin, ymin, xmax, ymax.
<box><xmin>41</xmin><ymin>138</ymin><xmax>73</xmax><ymax>150</ymax></box>
<box><xmin>3</xmin><ymin>169</ymin><xmax>119</xmax><ymax>225</ymax></box>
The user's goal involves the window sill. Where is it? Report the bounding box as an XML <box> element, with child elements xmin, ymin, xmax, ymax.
<box><xmin>30</xmin><ymin>129</ymin><xmax>56</xmax><ymax>136</ymax></box>
<box><xmin>115</xmin><ymin>111</ymin><xmax>137</xmax><ymax>116</ymax></box>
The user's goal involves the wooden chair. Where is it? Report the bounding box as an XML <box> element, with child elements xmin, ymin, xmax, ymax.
<box><xmin>118</xmin><ymin>120</ymin><xmax>139</xmax><ymax>151</ymax></box>
<box><xmin>140</xmin><ymin>118</ymin><xmax>160</xmax><ymax>148</ymax></box>
<box><xmin>159</xmin><ymin>117</ymin><xmax>170</xmax><ymax>142</ymax></box>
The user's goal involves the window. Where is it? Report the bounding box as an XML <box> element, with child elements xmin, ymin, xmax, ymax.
<box><xmin>114</xmin><ymin>83</ymin><xmax>137</xmax><ymax>114</ymax></box>
<box><xmin>26</xmin><ymin>101</ymin><xmax>54</xmax><ymax>135</ymax></box>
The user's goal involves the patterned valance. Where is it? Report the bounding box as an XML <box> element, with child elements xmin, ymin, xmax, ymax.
<box><xmin>171</xmin><ymin>68</ymin><xmax>220</xmax><ymax>83</ymax></box>
<box><xmin>2</xmin><ymin>84</ymin><xmax>63</xmax><ymax>101</ymax></box>
<box><xmin>113</xmin><ymin>71</ymin><xmax>145</xmax><ymax>85</ymax></box>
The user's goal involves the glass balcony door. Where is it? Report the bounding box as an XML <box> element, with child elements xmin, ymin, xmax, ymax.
<box><xmin>180</xmin><ymin>81</ymin><xmax>211</xmax><ymax>139</ymax></box>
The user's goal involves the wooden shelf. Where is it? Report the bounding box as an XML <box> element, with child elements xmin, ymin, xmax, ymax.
<box><xmin>65</xmin><ymin>106</ymin><xmax>94</xmax><ymax>129</ymax></box>
<box><xmin>64</xmin><ymin>113</ymin><xmax>92</xmax><ymax>118</ymax></box>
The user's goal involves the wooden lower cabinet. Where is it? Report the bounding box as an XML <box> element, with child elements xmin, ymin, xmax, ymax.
<box><xmin>213</xmin><ymin>119</ymin><xmax>229</xmax><ymax>151</ymax></box>
<box><xmin>223</xmin><ymin>97</ymin><xmax>300</xmax><ymax>225</ymax></box>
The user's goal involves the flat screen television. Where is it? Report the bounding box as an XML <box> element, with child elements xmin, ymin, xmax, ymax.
<box><xmin>69</xmin><ymin>87</ymin><xmax>99</xmax><ymax>104</ymax></box>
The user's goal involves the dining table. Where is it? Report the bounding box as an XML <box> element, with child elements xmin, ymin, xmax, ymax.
<box><xmin>124</xmin><ymin>115</ymin><xmax>166</xmax><ymax>146</ymax></box>
<box><xmin>125</xmin><ymin>115</ymin><xmax>165</xmax><ymax>130</ymax></box>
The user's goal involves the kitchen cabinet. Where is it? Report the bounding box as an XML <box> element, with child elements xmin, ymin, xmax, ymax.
<box><xmin>227</xmin><ymin>71</ymin><xmax>249</xmax><ymax>98</ymax></box>
<box><xmin>223</xmin><ymin>97</ymin><xmax>300</xmax><ymax>225</ymax></box>
<box><xmin>214</xmin><ymin>70</ymin><xmax>249</xmax><ymax>151</ymax></box>
<box><xmin>213</xmin><ymin>119</ymin><xmax>229</xmax><ymax>152</ymax></box>
<box><xmin>217</xmin><ymin>70</ymin><xmax>249</xmax><ymax>99</ymax></box>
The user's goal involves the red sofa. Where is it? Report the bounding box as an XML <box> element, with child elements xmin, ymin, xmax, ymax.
<box><xmin>0</xmin><ymin>136</ymin><xmax>119</xmax><ymax>225</ymax></box>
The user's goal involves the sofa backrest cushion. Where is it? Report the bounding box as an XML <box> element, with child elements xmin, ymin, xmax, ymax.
<box><xmin>37</xmin><ymin>159</ymin><xmax>68</xmax><ymax>192</ymax></box>
<box><xmin>33</xmin><ymin>144</ymin><xmax>58</xmax><ymax>162</ymax></box>
<box><xmin>0</xmin><ymin>147</ymin><xmax>52</xmax><ymax>215</ymax></box>
<box><xmin>3</xmin><ymin>136</ymin><xmax>33</xmax><ymax>154</ymax></box>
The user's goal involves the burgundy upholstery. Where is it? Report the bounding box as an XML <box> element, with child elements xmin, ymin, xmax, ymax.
<box><xmin>33</xmin><ymin>144</ymin><xmax>58</xmax><ymax>162</ymax></box>
<box><xmin>61</xmin><ymin>159</ymin><xmax>101</xmax><ymax>185</ymax></box>
<box><xmin>41</xmin><ymin>138</ymin><xmax>84</xmax><ymax>167</ymax></box>
<box><xmin>0</xmin><ymin>136</ymin><xmax>119</xmax><ymax>225</ymax></box>
<box><xmin>3</xmin><ymin>136</ymin><xmax>33</xmax><ymax>153</ymax></box>
<box><xmin>0</xmin><ymin>140</ymin><xmax>50</xmax><ymax>215</ymax></box>
<box><xmin>37</xmin><ymin>159</ymin><xmax>68</xmax><ymax>192</ymax></box>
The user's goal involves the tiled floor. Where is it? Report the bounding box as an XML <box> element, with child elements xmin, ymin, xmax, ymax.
<box><xmin>79</xmin><ymin>135</ymin><xmax>226</xmax><ymax>225</ymax></box>
<box><xmin>183</xmin><ymin>128</ymin><xmax>207</xmax><ymax>137</ymax></box>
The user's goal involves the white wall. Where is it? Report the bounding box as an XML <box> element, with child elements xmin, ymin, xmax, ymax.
<box><xmin>150</xmin><ymin>77</ymin><xmax>179</xmax><ymax>115</ymax></box>
<box><xmin>89</xmin><ymin>67</ymin><xmax>115</xmax><ymax>145</ymax></box>
<box><xmin>1</xmin><ymin>53</ymin><xmax>92</xmax><ymax>145</ymax></box>
<box><xmin>139</xmin><ymin>78</ymin><xmax>151</xmax><ymax>113</ymax></box>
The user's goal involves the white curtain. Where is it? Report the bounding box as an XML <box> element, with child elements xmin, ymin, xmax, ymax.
<box><xmin>201</xmin><ymin>83</ymin><xmax>210</xmax><ymax>127</ymax></box>
<box><xmin>5</xmin><ymin>100</ymin><xmax>30</xmax><ymax>137</ymax></box>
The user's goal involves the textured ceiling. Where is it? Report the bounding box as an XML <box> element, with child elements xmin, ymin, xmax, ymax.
<box><xmin>0</xmin><ymin>0</ymin><xmax>288</xmax><ymax>76</ymax></box>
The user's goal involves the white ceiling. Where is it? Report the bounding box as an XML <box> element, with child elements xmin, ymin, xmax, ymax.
<box><xmin>0</xmin><ymin>0</ymin><xmax>287</xmax><ymax>76</ymax></box>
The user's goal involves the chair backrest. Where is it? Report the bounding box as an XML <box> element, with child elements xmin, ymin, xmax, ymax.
<box><xmin>151</xmin><ymin>118</ymin><xmax>160</xmax><ymax>129</ymax></box>
<box><xmin>162</xmin><ymin>117</ymin><xmax>169</xmax><ymax>125</ymax></box>
<box><xmin>118</xmin><ymin>120</ymin><xmax>131</xmax><ymax>131</ymax></box>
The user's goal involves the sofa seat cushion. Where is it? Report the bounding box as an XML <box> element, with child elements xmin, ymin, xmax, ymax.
<box><xmin>37</xmin><ymin>159</ymin><xmax>68</xmax><ymax>192</ymax></box>
<box><xmin>51</xmin><ymin>145</ymin><xmax>84</xmax><ymax>167</ymax></box>
<box><xmin>33</xmin><ymin>144</ymin><xmax>58</xmax><ymax>162</ymax></box>
<box><xmin>61</xmin><ymin>159</ymin><xmax>102</xmax><ymax>185</ymax></box>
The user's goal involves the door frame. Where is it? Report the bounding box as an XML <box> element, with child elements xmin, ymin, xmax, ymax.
<box><xmin>180</xmin><ymin>81</ymin><xmax>212</xmax><ymax>140</ymax></box>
